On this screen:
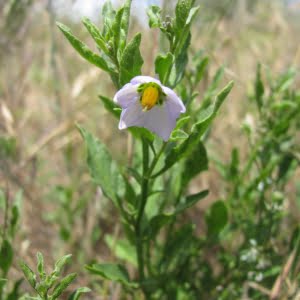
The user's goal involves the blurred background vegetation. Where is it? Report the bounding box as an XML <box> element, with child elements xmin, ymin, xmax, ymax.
<box><xmin>0</xmin><ymin>0</ymin><xmax>300</xmax><ymax>299</ymax></box>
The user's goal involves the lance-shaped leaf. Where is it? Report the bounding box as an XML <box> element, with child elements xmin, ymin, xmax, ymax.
<box><xmin>176</xmin><ymin>190</ymin><xmax>209</xmax><ymax>214</ymax></box>
<box><xmin>82</xmin><ymin>17</ymin><xmax>110</xmax><ymax>57</ymax></box>
<box><xmin>19</xmin><ymin>261</ymin><xmax>36</xmax><ymax>289</ymax></box>
<box><xmin>86</xmin><ymin>263</ymin><xmax>136</xmax><ymax>287</ymax></box>
<box><xmin>0</xmin><ymin>240</ymin><xmax>13</xmax><ymax>275</ymax></box>
<box><xmin>119</xmin><ymin>33</ymin><xmax>143</xmax><ymax>86</ymax></box>
<box><xmin>78</xmin><ymin>126</ymin><xmax>124</xmax><ymax>206</ymax></box>
<box><xmin>52</xmin><ymin>254</ymin><xmax>72</xmax><ymax>276</ymax></box>
<box><xmin>50</xmin><ymin>273</ymin><xmax>77</xmax><ymax>300</ymax></box>
<box><xmin>120</xmin><ymin>0</ymin><xmax>132</xmax><ymax>48</ymax></box>
<box><xmin>57</xmin><ymin>22</ymin><xmax>113</xmax><ymax>73</ymax></box>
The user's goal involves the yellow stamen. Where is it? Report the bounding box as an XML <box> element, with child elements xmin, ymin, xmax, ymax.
<box><xmin>141</xmin><ymin>86</ymin><xmax>159</xmax><ymax>111</ymax></box>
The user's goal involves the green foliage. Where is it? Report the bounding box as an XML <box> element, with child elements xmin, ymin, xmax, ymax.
<box><xmin>209</xmin><ymin>65</ymin><xmax>300</xmax><ymax>299</ymax></box>
<box><xmin>119</xmin><ymin>33</ymin><xmax>143</xmax><ymax>86</ymax></box>
<box><xmin>0</xmin><ymin>189</ymin><xmax>23</xmax><ymax>300</ymax></box>
<box><xmin>205</xmin><ymin>201</ymin><xmax>228</xmax><ymax>237</ymax></box>
<box><xmin>86</xmin><ymin>263</ymin><xmax>134</xmax><ymax>287</ymax></box>
<box><xmin>0</xmin><ymin>240</ymin><xmax>13</xmax><ymax>276</ymax></box>
<box><xmin>78</xmin><ymin>125</ymin><xmax>124</xmax><ymax>206</ymax></box>
<box><xmin>57</xmin><ymin>0</ymin><xmax>139</xmax><ymax>89</ymax></box>
<box><xmin>56</xmin><ymin>22</ymin><xmax>113</xmax><ymax>73</ymax></box>
<box><xmin>20</xmin><ymin>253</ymin><xmax>89</xmax><ymax>300</ymax></box>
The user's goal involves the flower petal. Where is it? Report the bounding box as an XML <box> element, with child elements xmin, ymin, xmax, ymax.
<box><xmin>143</xmin><ymin>105</ymin><xmax>177</xmax><ymax>141</ymax></box>
<box><xmin>163</xmin><ymin>86</ymin><xmax>186</xmax><ymax>118</ymax></box>
<box><xmin>130</xmin><ymin>75</ymin><xmax>161</xmax><ymax>85</ymax></box>
<box><xmin>113</xmin><ymin>83</ymin><xmax>139</xmax><ymax>109</ymax></box>
<box><xmin>118</xmin><ymin>100</ymin><xmax>146</xmax><ymax>129</ymax></box>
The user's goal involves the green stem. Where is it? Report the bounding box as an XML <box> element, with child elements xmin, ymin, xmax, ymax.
<box><xmin>147</xmin><ymin>142</ymin><xmax>167</xmax><ymax>177</ymax></box>
<box><xmin>135</xmin><ymin>139</ymin><xmax>149</xmax><ymax>284</ymax></box>
<box><xmin>135</xmin><ymin>140</ymin><xmax>167</xmax><ymax>299</ymax></box>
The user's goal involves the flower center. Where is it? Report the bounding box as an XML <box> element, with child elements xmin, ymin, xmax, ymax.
<box><xmin>141</xmin><ymin>86</ymin><xmax>159</xmax><ymax>111</ymax></box>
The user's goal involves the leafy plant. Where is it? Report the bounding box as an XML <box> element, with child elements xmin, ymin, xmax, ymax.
<box><xmin>20</xmin><ymin>253</ymin><xmax>90</xmax><ymax>300</ymax></box>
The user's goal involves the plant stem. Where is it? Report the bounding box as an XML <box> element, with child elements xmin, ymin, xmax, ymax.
<box><xmin>147</xmin><ymin>142</ymin><xmax>167</xmax><ymax>177</ymax></box>
<box><xmin>135</xmin><ymin>139</ymin><xmax>149</xmax><ymax>284</ymax></box>
<box><xmin>135</xmin><ymin>140</ymin><xmax>167</xmax><ymax>299</ymax></box>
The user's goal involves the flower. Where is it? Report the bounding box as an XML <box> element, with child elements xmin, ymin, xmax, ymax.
<box><xmin>113</xmin><ymin>76</ymin><xmax>186</xmax><ymax>141</ymax></box>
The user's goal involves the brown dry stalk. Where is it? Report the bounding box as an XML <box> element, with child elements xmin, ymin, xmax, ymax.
<box><xmin>270</xmin><ymin>248</ymin><xmax>297</xmax><ymax>300</ymax></box>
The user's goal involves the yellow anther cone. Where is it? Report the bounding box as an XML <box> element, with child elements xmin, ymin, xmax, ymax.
<box><xmin>141</xmin><ymin>86</ymin><xmax>159</xmax><ymax>110</ymax></box>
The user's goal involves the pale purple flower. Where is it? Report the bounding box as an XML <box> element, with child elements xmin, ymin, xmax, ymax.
<box><xmin>113</xmin><ymin>76</ymin><xmax>186</xmax><ymax>141</ymax></box>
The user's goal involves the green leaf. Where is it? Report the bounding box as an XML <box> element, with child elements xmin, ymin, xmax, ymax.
<box><xmin>99</xmin><ymin>95</ymin><xmax>121</xmax><ymax>119</ymax></box>
<box><xmin>169</xmin><ymin>33</ymin><xmax>190</xmax><ymax>87</ymax></box>
<box><xmin>255</xmin><ymin>63</ymin><xmax>264</xmax><ymax>110</ymax></box>
<box><xmin>175</xmin><ymin>0</ymin><xmax>192</xmax><ymax>31</ymax></box>
<box><xmin>56</xmin><ymin>22</ymin><xmax>112</xmax><ymax>73</ymax></box>
<box><xmin>155</xmin><ymin>81</ymin><xmax>233</xmax><ymax>176</ymax></box>
<box><xmin>202</xmin><ymin>66</ymin><xmax>224</xmax><ymax>107</ymax></box>
<box><xmin>50</xmin><ymin>273</ymin><xmax>77</xmax><ymax>300</ymax></box>
<box><xmin>68</xmin><ymin>287</ymin><xmax>91</xmax><ymax>300</ymax></box>
<box><xmin>147</xmin><ymin>5</ymin><xmax>161</xmax><ymax>28</ymax></box>
<box><xmin>145</xmin><ymin>214</ymin><xmax>174</xmax><ymax>238</ymax></box>
<box><xmin>112</xmin><ymin>7</ymin><xmax>125</xmax><ymax>54</ymax></box>
<box><xmin>174</xmin><ymin>116</ymin><xmax>191</xmax><ymax>130</ymax></box>
<box><xmin>9</xmin><ymin>204</ymin><xmax>19</xmax><ymax>238</ymax></box>
<box><xmin>37</xmin><ymin>252</ymin><xmax>46</xmax><ymax>280</ymax></box>
<box><xmin>86</xmin><ymin>263</ymin><xmax>134</xmax><ymax>286</ymax></box>
<box><xmin>105</xmin><ymin>235</ymin><xmax>137</xmax><ymax>267</ymax></box>
<box><xmin>82</xmin><ymin>17</ymin><xmax>110</xmax><ymax>57</ymax></box>
<box><xmin>175</xmin><ymin>6</ymin><xmax>200</xmax><ymax>57</ymax></box>
<box><xmin>176</xmin><ymin>190</ymin><xmax>209</xmax><ymax>213</ymax></box>
<box><xmin>78</xmin><ymin>126</ymin><xmax>123</xmax><ymax>205</ymax></box>
<box><xmin>155</xmin><ymin>53</ymin><xmax>173</xmax><ymax>84</ymax></box>
<box><xmin>102</xmin><ymin>1</ymin><xmax>116</xmax><ymax>39</ymax></box>
<box><xmin>0</xmin><ymin>240</ymin><xmax>13</xmax><ymax>275</ymax></box>
<box><xmin>205</xmin><ymin>201</ymin><xmax>228</xmax><ymax>237</ymax></box>
<box><xmin>214</xmin><ymin>80</ymin><xmax>234</xmax><ymax>111</ymax></box>
<box><xmin>19</xmin><ymin>261</ymin><xmax>36</xmax><ymax>289</ymax></box>
<box><xmin>120</xmin><ymin>0</ymin><xmax>132</xmax><ymax>48</ymax></box>
<box><xmin>119</xmin><ymin>33</ymin><xmax>143</xmax><ymax>86</ymax></box>
<box><xmin>182</xmin><ymin>142</ymin><xmax>208</xmax><ymax>187</ymax></box>
<box><xmin>53</xmin><ymin>254</ymin><xmax>72</xmax><ymax>276</ymax></box>
<box><xmin>170</xmin><ymin>129</ymin><xmax>189</xmax><ymax>141</ymax></box>
<box><xmin>274</xmin><ymin>68</ymin><xmax>296</xmax><ymax>93</ymax></box>
<box><xmin>194</xmin><ymin>56</ymin><xmax>209</xmax><ymax>84</ymax></box>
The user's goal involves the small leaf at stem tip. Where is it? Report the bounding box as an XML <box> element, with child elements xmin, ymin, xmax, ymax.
<box><xmin>53</xmin><ymin>254</ymin><xmax>72</xmax><ymax>276</ymax></box>
<box><xmin>147</xmin><ymin>5</ymin><xmax>161</xmax><ymax>28</ymax></box>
